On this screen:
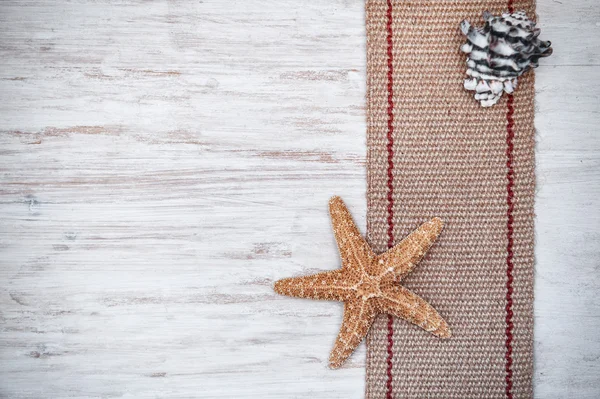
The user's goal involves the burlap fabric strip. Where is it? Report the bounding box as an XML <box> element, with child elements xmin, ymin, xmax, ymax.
<box><xmin>364</xmin><ymin>1</ymin><xmax>535</xmax><ymax>398</ymax></box>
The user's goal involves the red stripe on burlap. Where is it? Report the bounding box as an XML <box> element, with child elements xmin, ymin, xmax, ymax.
<box><xmin>505</xmin><ymin>94</ymin><xmax>515</xmax><ymax>399</ymax></box>
<box><xmin>505</xmin><ymin>1</ymin><xmax>515</xmax><ymax>398</ymax></box>
<box><xmin>385</xmin><ymin>0</ymin><xmax>395</xmax><ymax>398</ymax></box>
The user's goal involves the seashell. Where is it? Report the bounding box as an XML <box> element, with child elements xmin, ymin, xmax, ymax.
<box><xmin>460</xmin><ymin>11</ymin><xmax>552</xmax><ymax>107</ymax></box>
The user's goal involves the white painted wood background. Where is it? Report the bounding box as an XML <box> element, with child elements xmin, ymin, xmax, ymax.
<box><xmin>0</xmin><ymin>1</ymin><xmax>598</xmax><ymax>398</ymax></box>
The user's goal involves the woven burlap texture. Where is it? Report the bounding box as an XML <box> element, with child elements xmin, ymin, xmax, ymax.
<box><xmin>364</xmin><ymin>1</ymin><xmax>535</xmax><ymax>398</ymax></box>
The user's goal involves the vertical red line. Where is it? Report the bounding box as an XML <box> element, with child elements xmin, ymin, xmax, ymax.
<box><xmin>505</xmin><ymin>2</ymin><xmax>515</xmax><ymax>399</ymax></box>
<box><xmin>386</xmin><ymin>0</ymin><xmax>395</xmax><ymax>251</ymax></box>
<box><xmin>505</xmin><ymin>93</ymin><xmax>515</xmax><ymax>399</ymax></box>
<box><xmin>385</xmin><ymin>0</ymin><xmax>395</xmax><ymax>398</ymax></box>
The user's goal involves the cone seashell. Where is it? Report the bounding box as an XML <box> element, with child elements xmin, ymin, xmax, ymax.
<box><xmin>460</xmin><ymin>10</ymin><xmax>552</xmax><ymax>107</ymax></box>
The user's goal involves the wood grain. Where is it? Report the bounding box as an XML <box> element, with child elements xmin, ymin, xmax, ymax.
<box><xmin>0</xmin><ymin>1</ymin><xmax>598</xmax><ymax>398</ymax></box>
<box><xmin>534</xmin><ymin>1</ymin><xmax>600</xmax><ymax>397</ymax></box>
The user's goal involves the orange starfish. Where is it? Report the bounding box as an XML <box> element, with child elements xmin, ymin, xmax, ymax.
<box><xmin>274</xmin><ymin>196</ymin><xmax>451</xmax><ymax>368</ymax></box>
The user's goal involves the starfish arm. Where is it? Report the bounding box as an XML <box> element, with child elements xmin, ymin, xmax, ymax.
<box><xmin>375</xmin><ymin>218</ymin><xmax>443</xmax><ymax>279</ymax></box>
<box><xmin>329</xmin><ymin>299</ymin><xmax>377</xmax><ymax>369</ymax></box>
<box><xmin>376</xmin><ymin>285</ymin><xmax>451</xmax><ymax>338</ymax></box>
<box><xmin>274</xmin><ymin>269</ymin><xmax>356</xmax><ymax>302</ymax></box>
<box><xmin>329</xmin><ymin>196</ymin><xmax>375</xmax><ymax>272</ymax></box>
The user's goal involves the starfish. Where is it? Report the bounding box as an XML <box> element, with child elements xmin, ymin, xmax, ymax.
<box><xmin>274</xmin><ymin>196</ymin><xmax>451</xmax><ymax>368</ymax></box>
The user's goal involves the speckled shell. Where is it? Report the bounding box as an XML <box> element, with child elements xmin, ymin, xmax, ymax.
<box><xmin>460</xmin><ymin>11</ymin><xmax>553</xmax><ymax>107</ymax></box>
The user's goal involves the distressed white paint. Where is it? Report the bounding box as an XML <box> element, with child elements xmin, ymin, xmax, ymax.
<box><xmin>533</xmin><ymin>1</ymin><xmax>600</xmax><ymax>397</ymax></box>
<box><xmin>0</xmin><ymin>1</ymin><xmax>598</xmax><ymax>398</ymax></box>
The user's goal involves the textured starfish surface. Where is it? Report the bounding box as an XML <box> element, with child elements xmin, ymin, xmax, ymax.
<box><xmin>274</xmin><ymin>196</ymin><xmax>451</xmax><ymax>368</ymax></box>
